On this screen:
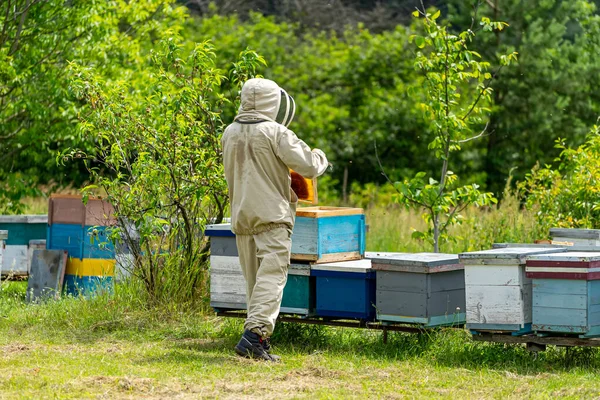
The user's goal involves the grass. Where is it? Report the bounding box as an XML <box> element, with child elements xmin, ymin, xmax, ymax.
<box><xmin>2</xmin><ymin>281</ymin><xmax>600</xmax><ymax>399</ymax></box>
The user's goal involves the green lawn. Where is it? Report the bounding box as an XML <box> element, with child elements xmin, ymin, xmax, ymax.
<box><xmin>2</xmin><ymin>282</ymin><xmax>600</xmax><ymax>399</ymax></box>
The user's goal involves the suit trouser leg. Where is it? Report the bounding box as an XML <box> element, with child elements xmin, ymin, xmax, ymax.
<box><xmin>236</xmin><ymin>227</ymin><xmax>291</xmax><ymax>337</ymax></box>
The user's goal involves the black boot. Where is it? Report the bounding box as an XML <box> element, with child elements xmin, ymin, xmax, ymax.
<box><xmin>261</xmin><ymin>337</ymin><xmax>281</xmax><ymax>362</ymax></box>
<box><xmin>234</xmin><ymin>330</ymin><xmax>279</xmax><ymax>361</ymax></box>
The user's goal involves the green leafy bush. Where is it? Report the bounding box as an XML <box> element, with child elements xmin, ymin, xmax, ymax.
<box><xmin>521</xmin><ymin>123</ymin><xmax>600</xmax><ymax>232</ymax></box>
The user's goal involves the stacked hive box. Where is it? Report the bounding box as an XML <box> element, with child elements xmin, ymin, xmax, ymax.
<box><xmin>311</xmin><ymin>259</ymin><xmax>375</xmax><ymax>320</ymax></box>
<box><xmin>291</xmin><ymin>207</ymin><xmax>365</xmax><ymax>263</ymax></box>
<box><xmin>205</xmin><ymin>223</ymin><xmax>317</xmax><ymax>315</ymax></box>
<box><xmin>46</xmin><ymin>196</ymin><xmax>116</xmax><ymax>296</ymax></box>
<box><xmin>526</xmin><ymin>252</ymin><xmax>600</xmax><ymax>337</ymax></box>
<box><xmin>0</xmin><ymin>215</ymin><xmax>47</xmax><ymax>276</ymax></box>
<box><xmin>460</xmin><ymin>247</ymin><xmax>566</xmax><ymax>334</ymax></box>
<box><xmin>368</xmin><ymin>252</ymin><xmax>465</xmax><ymax>327</ymax></box>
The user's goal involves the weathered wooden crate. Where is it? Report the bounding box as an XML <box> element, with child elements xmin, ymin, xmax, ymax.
<box><xmin>292</xmin><ymin>207</ymin><xmax>365</xmax><ymax>264</ymax></box>
<box><xmin>368</xmin><ymin>252</ymin><xmax>465</xmax><ymax>327</ymax></box>
<box><xmin>550</xmin><ymin>228</ymin><xmax>600</xmax><ymax>247</ymax></box>
<box><xmin>63</xmin><ymin>258</ymin><xmax>115</xmax><ymax>297</ymax></box>
<box><xmin>526</xmin><ymin>252</ymin><xmax>600</xmax><ymax>337</ymax></box>
<box><xmin>312</xmin><ymin>259</ymin><xmax>375</xmax><ymax>320</ymax></box>
<box><xmin>460</xmin><ymin>247</ymin><xmax>566</xmax><ymax>333</ymax></box>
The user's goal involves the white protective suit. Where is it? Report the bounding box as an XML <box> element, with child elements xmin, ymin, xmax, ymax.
<box><xmin>222</xmin><ymin>78</ymin><xmax>328</xmax><ymax>337</ymax></box>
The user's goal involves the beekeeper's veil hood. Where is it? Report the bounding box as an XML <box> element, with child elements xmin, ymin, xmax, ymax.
<box><xmin>235</xmin><ymin>78</ymin><xmax>296</xmax><ymax>127</ymax></box>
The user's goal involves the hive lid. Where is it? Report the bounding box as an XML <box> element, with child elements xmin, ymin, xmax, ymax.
<box><xmin>311</xmin><ymin>259</ymin><xmax>372</xmax><ymax>273</ymax></box>
<box><xmin>0</xmin><ymin>230</ymin><xmax>7</xmax><ymax>240</ymax></box>
<box><xmin>296</xmin><ymin>206</ymin><xmax>364</xmax><ymax>218</ymax></box>
<box><xmin>368</xmin><ymin>252</ymin><xmax>462</xmax><ymax>273</ymax></box>
<box><xmin>0</xmin><ymin>214</ymin><xmax>48</xmax><ymax>224</ymax></box>
<box><xmin>526</xmin><ymin>251</ymin><xmax>600</xmax><ymax>266</ymax></box>
<box><xmin>459</xmin><ymin>247</ymin><xmax>566</xmax><ymax>265</ymax></box>
<box><xmin>204</xmin><ymin>223</ymin><xmax>234</xmax><ymax>237</ymax></box>
<box><xmin>550</xmin><ymin>228</ymin><xmax>600</xmax><ymax>240</ymax></box>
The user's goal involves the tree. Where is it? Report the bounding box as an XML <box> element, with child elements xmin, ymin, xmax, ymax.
<box><xmin>0</xmin><ymin>0</ymin><xmax>186</xmax><ymax>213</ymax></box>
<box><xmin>389</xmin><ymin>5</ymin><xmax>517</xmax><ymax>252</ymax></box>
<box><xmin>447</xmin><ymin>0</ymin><xmax>600</xmax><ymax>194</ymax></box>
<box><xmin>64</xmin><ymin>37</ymin><xmax>265</xmax><ymax>304</ymax></box>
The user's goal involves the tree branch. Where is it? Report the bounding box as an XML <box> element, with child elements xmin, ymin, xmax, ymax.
<box><xmin>453</xmin><ymin>121</ymin><xmax>492</xmax><ymax>144</ymax></box>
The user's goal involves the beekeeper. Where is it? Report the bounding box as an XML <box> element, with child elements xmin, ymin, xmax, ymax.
<box><xmin>222</xmin><ymin>78</ymin><xmax>329</xmax><ymax>361</ymax></box>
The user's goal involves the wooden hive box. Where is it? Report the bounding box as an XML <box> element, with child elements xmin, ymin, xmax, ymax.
<box><xmin>550</xmin><ymin>228</ymin><xmax>600</xmax><ymax>247</ymax></box>
<box><xmin>292</xmin><ymin>207</ymin><xmax>365</xmax><ymax>264</ymax></box>
<box><xmin>459</xmin><ymin>247</ymin><xmax>566</xmax><ymax>333</ymax></box>
<box><xmin>49</xmin><ymin>196</ymin><xmax>115</xmax><ymax>227</ymax></box>
<box><xmin>0</xmin><ymin>215</ymin><xmax>47</xmax><ymax>276</ymax></box>
<box><xmin>368</xmin><ymin>252</ymin><xmax>465</xmax><ymax>327</ymax></box>
<box><xmin>526</xmin><ymin>251</ymin><xmax>600</xmax><ymax>337</ymax></box>
<box><xmin>311</xmin><ymin>259</ymin><xmax>376</xmax><ymax>320</ymax></box>
<box><xmin>206</xmin><ymin>223</ymin><xmax>316</xmax><ymax>316</ymax></box>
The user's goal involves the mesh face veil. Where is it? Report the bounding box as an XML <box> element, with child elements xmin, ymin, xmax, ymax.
<box><xmin>275</xmin><ymin>89</ymin><xmax>296</xmax><ymax>127</ymax></box>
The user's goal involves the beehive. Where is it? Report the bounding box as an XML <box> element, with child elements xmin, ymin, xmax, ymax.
<box><xmin>459</xmin><ymin>247</ymin><xmax>566</xmax><ymax>333</ymax></box>
<box><xmin>47</xmin><ymin>196</ymin><xmax>116</xmax><ymax>296</ymax></box>
<box><xmin>291</xmin><ymin>207</ymin><xmax>365</xmax><ymax>264</ymax></box>
<box><xmin>206</xmin><ymin>223</ymin><xmax>316</xmax><ymax>315</ymax></box>
<box><xmin>0</xmin><ymin>215</ymin><xmax>47</xmax><ymax>276</ymax></box>
<box><xmin>369</xmin><ymin>252</ymin><xmax>465</xmax><ymax>327</ymax></box>
<box><xmin>311</xmin><ymin>259</ymin><xmax>376</xmax><ymax>320</ymax></box>
<box><xmin>526</xmin><ymin>251</ymin><xmax>600</xmax><ymax>337</ymax></box>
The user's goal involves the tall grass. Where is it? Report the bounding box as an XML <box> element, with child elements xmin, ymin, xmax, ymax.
<box><xmin>366</xmin><ymin>188</ymin><xmax>544</xmax><ymax>254</ymax></box>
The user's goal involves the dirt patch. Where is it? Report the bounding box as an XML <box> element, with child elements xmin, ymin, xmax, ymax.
<box><xmin>1</xmin><ymin>344</ymin><xmax>30</xmax><ymax>354</ymax></box>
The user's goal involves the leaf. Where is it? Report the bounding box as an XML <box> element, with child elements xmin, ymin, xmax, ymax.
<box><xmin>415</xmin><ymin>36</ymin><xmax>426</xmax><ymax>49</ymax></box>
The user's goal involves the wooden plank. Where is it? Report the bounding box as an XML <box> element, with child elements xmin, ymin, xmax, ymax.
<box><xmin>460</xmin><ymin>247</ymin><xmax>566</xmax><ymax>265</ymax></box>
<box><xmin>533</xmin><ymin>292</ymin><xmax>587</xmax><ymax>310</ymax></box>
<box><xmin>376</xmin><ymin>271</ymin><xmax>426</xmax><ymax>293</ymax></box>
<box><xmin>210</xmin><ymin>255</ymin><xmax>243</xmax><ymax>274</ymax></box>
<box><xmin>466</xmin><ymin>285</ymin><xmax>527</xmax><ymax>325</ymax></box>
<box><xmin>293</xmin><ymin>251</ymin><xmax>362</xmax><ymax>264</ymax></box>
<box><xmin>535</xmin><ymin>307</ymin><xmax>587</xmax><ymax>327</ymax></box>
<box><xmin>49</xmin><ymin>196</ymin><xmax>86</xmax><ymax>225</ymax></box>
<box><xmin>527</xmin><ymin>251</ymin><xmax>600</xmax><ymax>263</ymax></box>
<box><xmin>318</xmin><ymin>215</ymin><xmax>365</xmax><ymax>256</ymax></box>
<box><xmin>368</xmin><ymin>252</ymin><xmax>460</xmax><ymax>268</ymax></box>
<box><xmin>26</xmin><ymin>250</ymin><xmax>67</xmax><ymax>302</ymax></box>
<box><xmin>65</xmin><ymin>258</ymin><xmax>115</xmax><ymax>277</ymax></box>
<box><xmin>533</xmin><ymin>323</ymin><xmax>587</xmax><ymax>334</ymax></box>
<box><xmin>210</xmin><ymin>236</ymin><xmax>238</xmax><ymax>257</ymax></box>
<box><xmin>534</xmin><ymin>279</ymin><xmax>587</xmax><ymax>295</ymax></box>
<box><xmin>471</xmin><ymin>332</ymin><xmax>600</xmax><ymax>347</ymax></box>
<box><xmin>428</xmin><ymin>270</ymin><xmax>465</xmax><ymax>292</ymax></box>
<box><xmin>84</xmin><ymin>198</ymin><xmax>116</xmax><ymax>226</ymax></box>
<box><xmin>0</xmin><ymin>230</ymin><xmax>7</xmax><ymax>240</ymax></box>
<box><xmin>290</xmin><ymin>217</ymin><xmax>318</xmax><ymax>255</ymax></box>
<box><xmin>550</xmin><ymin>228</ymin><xmax>600</xmax><ymax>240</ymax></box>
<box><xmin>28</xmin><ymin>240</ymin><xmax>46</xmax><ymax>275</ymax></box>
<box><xmin>376</xmin><ymin>290</ymin><xmax>427</xmax><ymax>318</ymax></box>
<box><xmin>295</xmin><ymin>206</ymin><xmax>364</xmax><ymax>218</ymax></box>
<box><xmin>428</xmin><ymin>289</ymin><xmax>466</xmax><ymax>316</ymax></box>
<box><xmin>210</xmin><ymin>273</ymin><xmax>246</xmax><ymax>295</ymax></box>
<box><xmin>311</xmin><ymin>259</ymin><xmax>371</xmax><ymax>273</ymax></box>
<box><xmin>465</xmin><ymin>264</ymin><xmax>529</xmax><ymax>286</ymax></box>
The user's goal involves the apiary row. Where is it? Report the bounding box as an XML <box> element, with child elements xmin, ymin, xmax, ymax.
<box><xmin>209</xmin><ymin>209</ymin><xmax>600</xmax><ymax>338</ymax></box>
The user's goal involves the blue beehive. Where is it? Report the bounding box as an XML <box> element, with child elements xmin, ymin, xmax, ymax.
<box><xmin>312</xmin><ymin>259</ymin><xmax>375</xmax><ymax>320</ymax></box>
<box><xmin>526</xmin><ymin>251</ymin><xmax>600</xmax><ymax>337</ymax></box>
<box><xmin>292</xmin><ymin>207</ymin><xmax>365</xmax><ymax>264</ymax></box>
